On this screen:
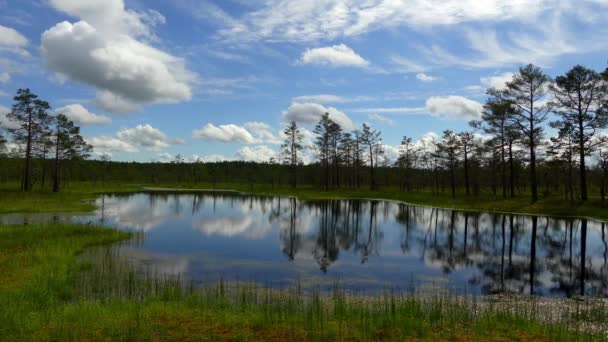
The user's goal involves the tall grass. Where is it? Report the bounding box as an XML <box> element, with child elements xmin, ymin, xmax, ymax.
<box><xmin>1</xmin><ymin>222</ymin><xmax>606</xmax><ymax>340</ymax></box>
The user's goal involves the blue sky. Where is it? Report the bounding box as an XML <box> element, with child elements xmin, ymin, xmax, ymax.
<box><xmin>1</xmin><ymin>0</ymin><xmax>607</xmax><ymax>163</ymax></box>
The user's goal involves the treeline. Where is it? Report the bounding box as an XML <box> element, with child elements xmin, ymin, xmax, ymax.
<box><xmin>1</xmin><ymin>64</ymin><xmax>607</xmax><ymax>203</ymax></box>
<box><xmin>280</xmin><ymin>64</ymin><xmax>608</xmax><ymax>204</ymax></box>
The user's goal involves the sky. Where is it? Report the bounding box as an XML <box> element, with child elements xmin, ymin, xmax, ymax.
<box><xmin>0</xmin><ymin>0</ymin><xmax>607</xmax><ymax>163</ymax></box>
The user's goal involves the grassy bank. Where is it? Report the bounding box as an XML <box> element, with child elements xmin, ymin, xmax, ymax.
<box><xmin>1</xmin><ymin>181</ymin><xmax>607</xmax><ymax>221</ymax></box>
<box><xmin>1</xmin><ymin>223</ymin><xmax>606</xmax><ymax>340</ymax></box>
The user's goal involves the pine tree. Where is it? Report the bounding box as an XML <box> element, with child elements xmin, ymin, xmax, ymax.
<box><xmin>489</xmin><ymin>64</ymin><xmax>551</xmax><ymax>203</ymax></box>
<box><xmin>281</xmin><ymin>121</ymin><xmax>304</xmax><ymax>188</ymax></box>
<box><xmin>360</xmin><ymin>123</ymin><xmax>383</xmax><ymax>190</ymax></box>
<box><xmin>7</xmin><ymin>89</ymin><xmax>52</xmax><ymax>191</ymax></box>
<box><xmin>52</xmin><ymin>114</ymin><xmax>92</xmax><ymax>192</ymax></box>
<box><xmin>550</xmin><ymin>65</ymin><xmax>608</xmax><ymax>201</ymax></box>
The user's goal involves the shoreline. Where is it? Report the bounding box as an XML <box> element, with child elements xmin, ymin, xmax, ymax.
<box><xmin>140</xmin><ymin>186</ymin><xmax>608</xmax><ymax>223</ymax></box>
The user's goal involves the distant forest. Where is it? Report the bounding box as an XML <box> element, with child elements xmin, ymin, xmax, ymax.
<box><xmin>1</xmin><ymin>64</ymin><xmax>607</xmax><ymax>204</ymax></box>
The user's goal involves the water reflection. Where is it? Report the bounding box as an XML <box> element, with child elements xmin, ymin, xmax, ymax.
<box><xmin>2</xmin><ymin>192</ymin><xmax>607</xmax><ymax>297</ymax></box>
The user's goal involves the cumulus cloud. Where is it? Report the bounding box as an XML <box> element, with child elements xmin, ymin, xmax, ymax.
<box><xmin>87</xmin><ymin>123</ymin><xmax>183</xmax><ymax>156</ymax></box>
<box><xmin>416</xmin><ymin>73</ymin><xmax>438</xmax><ymax>82</ymax></box>
<box><xmin>299</xmin><ymin>44</ymin><xmax>369</xmax><ymax>68</ymax></box>
<box><xmin>56</xmin><ymin>104</ymin><xmax>112</xmax><ymax>125</ymax></box>
<box><xmin>86</xmin><ymin>136</ymin><xmax>138</xmax><ymax>155</ymax></box>
<box><xmin>0</xmin><ymin>24</ymin><xmax>28</xmax><ymax>56</ymax></box>
<box><xmin>192</xmin><ymin>123</ymin><xmax>256</xmax><ymax>143</ymax></box>
<box><xmin>282</xmin><ymin>102</ymin><xmax>354</xmax><ymax>130</ymax></box>
<box><xmin>382</xmin><ymin>144</ymin><xmax>400</xmax><ymax>162</ymax></box>
<box><xmin>94</xmin><ymin>90</ymin><xmax>143</xmax><ymax>114</ymax></box>
<box><xmin>117</xmin><ymin>124</ymin><xmax>182</xmax><ymax>150</ymax></box>
<box><xmin>0</xmin><ymin>105</ymin><xmax>19</xmax><ymax>130</ymax></box>
<box><xmin>480</xmin><ymin>72</ymin><xmax>514</xmax><ymax>90</ymax></box>
<box><xmin>199</xmin><ymin>154</ymin><xmax>231</xmax><ymax>162</ymax></box>
<box><xmin>236</xmin><ymin>145</ymin><xmax>277</xmax><ymax>163</ymax></box>
<box><xmin>426</xmin><ymin>96</ymin><xmax>483</xmax><ymax>120</ymax></box>
<box><xmin>243</xmin><ymin>121</ymin><xmax>281</xmax><ymax>144</ymax></box>
<box><xmin>192</xmin><ymin>121</ymin><xmax>281</xmax><ymax>144</ymax></box>
<box><xmin>41</xmin><ymin>0</ymin><xmax>195</xmax><ymax>114</ymax></box>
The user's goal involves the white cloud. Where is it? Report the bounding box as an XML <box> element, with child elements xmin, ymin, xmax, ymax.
<box><xmin>368</xmin><ymin>113</ymin><xmax>394</xmax><ymax>126</ymax></box>
<box><xmin>293</xmin><ymin>94</ymin><xmax>346</xmax><ymax>104</ymax></box>
<box><xmin>86</xmin><ymin>136</ymin><xmax>138</xmax><ymax>155</ymax></box>
<box><xmin>350</xmin><ymin>107</ymin><xmax>425</xmax><ymax>114</ymax></box>
<box><xmin>56</xmin><ymin>104</ymin><xmax>112</xmax><ymax>125</ymax></box>
<box><xmin>41</xmin><ymin>0</ymin><xmax>194</xmax><ymax>114</ymax></box>
<box><xmin>243</xmin><ymin>121</ymin><xmax>281</xmax><ymax>145</ymax></box>
<box><xmin>0</xmin><ymin>24</ymin><xmax>28</xmax><ymax>56</ymax></box>
<box><xmin>157</xmin><ymin>152</ymin><xmax>174</xmax><ymax>162</ymax></box>
<box><xmin>292</xmin><ymin>94</ymin><xmax>375</xmax><ymax>104</ymax></box>
<box><xmin>192</xmin><ymin>123</ymin><xmax>256</xmax><ymax>143</ymax></box>
<box><xmin>299</xmin><ymin>44</ymin><xmax>369</xmax><ymax>68</ymax></box>
<box><xmin>116</xmin><ymin>124</ymin><xmax>182</xmax><ymax>150</ymax></box>
<box><xmin>391</xmin><ymin>55</ymin><xmax>427</xmax><ymax>73</ymax></box>
<box><xmin>0</xmin><ymin>72</ymin><xmax>10</xmax><ymax>83</ymax></box>
<box><xmin>480</xmin><ymin>72</ymin><xmax>514</xmax><ymax>90</ymax></box>
<box><xmin>382</xmin><ymin>144</ymin><xmax>400</xmax><ymax>162</ymax></box>
<box><xmin>198</xmin><ymin>75</ymin><xmax>262</xmax><ymax>96</ymax></box>
<box><xmin>94</xmin><ymin>90</ymin><xmax>143</xmax><ymax>114</ymax></box>
<box><xmin>219</xmin><ymin>0</ymin><xmax>553</xmax><ymax>42</ymax></box>
<box><xmin>236</xmin><ymin>145</ymin><xmax>276</xmax><ymax>163</ymax></box>
<box><xmin>410</xmin><ymin>131</ymin><xmax>440</xmax><ymax>152</ymax></box>
<box><xmin>282</xmin><ymin>102</ymin><xmax>354</xmax><ymax>130</ymax></box>
<box><xmin>416</xmin><ymin>73</ymin><xmax>438</xmax><ymax>82</ymax></box>
<box><xmin>192</xmin><ymin>121</ymin><xmax>281</xmax><ymax>144</ymax></box>
<box><xmin>157</xmin><ymin>153</ymin><xmax>234</xmax><ymax>163</ymax></box>
<box><xmin>198</xmin><ymin>154</ymin><xmax>231</xmax><ymax>163</ymax></box>
<box><xmin>0</xmin><ymin>105</ymin><xmax>19</xmax><ymax>130</ymax></box>
<box><xmin>416</xmin><ymin>17</ymin><xmax>589</xmax><ymax>70</ymax></box>
<box><xmin>426</xmin><ymin>95</ymin><xmax>483</xmax><ymax>120</ymax></box>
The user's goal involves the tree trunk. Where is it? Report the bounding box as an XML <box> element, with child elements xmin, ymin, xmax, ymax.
<box><xmin>509</xmin><ymin>140</ymin><xmax>515</xmax><ymax>198</ymax></box>
<box><xmin>530</xmin><ymin>140</ymin><xmax>538</xmax><ymax>203</ymax></box>
<box><xmin>450</xmin><ymin>162</ymin><xmax>456</xmax><ymax>199</ymax></box>
<box><xmin>501</xmin><ymin>133</ymin><xmax>506</xmax><ymax>198</ymax></box>
<box><xmin>464</xmin><ymin>149</ymin><xmax>470</xmax><ymax>195</ymax></box>
<box><xmin>579</xmin><ymin>117</ymin><xmax>587</xmax><ymax>201</ymax></box>
<box><xmin>23</xmin><ymin>108</ymin><xmax>33</xmax><ymax>192</ymax></box>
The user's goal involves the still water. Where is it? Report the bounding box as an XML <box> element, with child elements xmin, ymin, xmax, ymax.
<box><xmin>3</xmin><ymin>192</ymin><xmax>608</xmax><ymax>297</ymax></box>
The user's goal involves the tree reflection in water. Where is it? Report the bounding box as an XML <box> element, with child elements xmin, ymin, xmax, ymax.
<box><xmin>84</xmin><ymin>193</ymin><xmax>608</xmax><ymax>297</ymax></box>
<box><xmin>271</xmin><ymin>198</ymin><xmax>607</xmax><ymax>297</ymax></box>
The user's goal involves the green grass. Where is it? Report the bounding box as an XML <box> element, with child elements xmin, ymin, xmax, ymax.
<box><xmin>1</xmin><ymin>181</ymin><xmax>607</xmax><ymax>221</ymax></box>
<box><xmin>0</xmin><ymin>222</ymin><xmax>606</xmax><ymax>340</ymax></box>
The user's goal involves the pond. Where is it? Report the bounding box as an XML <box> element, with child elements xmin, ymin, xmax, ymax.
<box><xmin>2</xmin><ymin>192</ymin><xmax>607</xmax><ymax>297</ymax></box>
